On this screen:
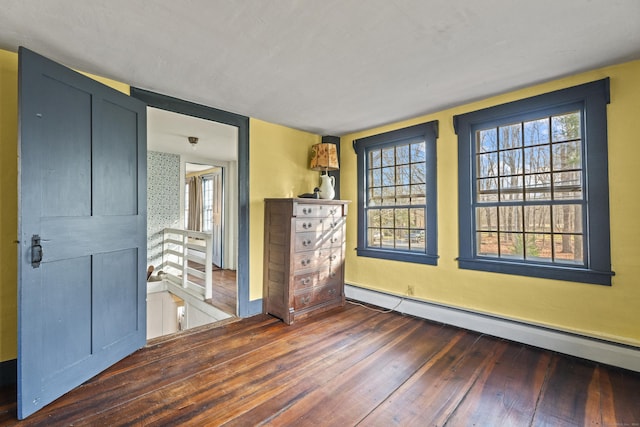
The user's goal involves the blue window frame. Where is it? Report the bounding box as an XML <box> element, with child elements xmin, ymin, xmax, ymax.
<box><xmin>454</xmin><ymin>79</ymin><xmax>614</xmax><ymax>285</ymax></box>
<box><xmin>354</xmin><ymin>121</ymin><xmax>438</xmax><ymax>265</ymax></box>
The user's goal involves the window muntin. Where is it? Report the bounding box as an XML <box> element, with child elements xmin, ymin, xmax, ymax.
<box><xmin>473</xmin><ymin>111</ymin><xmax>585</xmax><ymax>265</ymax></box>
<box><xmin>355</xmin><ymin>121</ymin><xmax>438</xmax><ymax>265</ymax></box>
<box><xmin>455</xmin><ymin>78</ymin><xmax>613</xmax><ymax>285</ymax></box>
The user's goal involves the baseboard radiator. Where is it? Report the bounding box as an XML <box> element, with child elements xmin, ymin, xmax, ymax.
<box><xmin>345</xmin><ymin>284</ymin><xmax>640</xmax><ymax>373</ymax></box>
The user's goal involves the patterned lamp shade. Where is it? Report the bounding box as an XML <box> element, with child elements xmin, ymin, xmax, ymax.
<box><xmin>309</xmin><ymin>143</ymin><xmax>339</xmax><ymax>171</ymax></box>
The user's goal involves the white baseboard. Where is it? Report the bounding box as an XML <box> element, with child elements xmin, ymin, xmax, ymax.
<box><xmin>345</xmin><ymin>284</ymin><xmax>640</xmax><ymax>373</ymax></box>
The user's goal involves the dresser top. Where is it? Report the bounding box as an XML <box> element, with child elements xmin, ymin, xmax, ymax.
<box><xmin>264</xmin><ymin>198</ymin><xmax>350</xmax><ymax>205</ymax></box>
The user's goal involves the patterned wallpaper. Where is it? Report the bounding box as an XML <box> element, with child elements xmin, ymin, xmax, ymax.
<box><xmin>147</xmin><ymin>151</ymin><xmax>181</xmax><ymax>268</ymax></box>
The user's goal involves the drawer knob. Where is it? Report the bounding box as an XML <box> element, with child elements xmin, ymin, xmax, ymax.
<box><xmin>330</xmin><ymin>255</ymin><xmax>337</xmax><ymax>261</ymax></box>
<box><xmin>302</xmin><ymin>207</ymin><xmax>313</xmax><ymax>215</ymax></box>
<box><xmin>303</xmin><ymin>239</ymin><xmax>312</xmax><ymax>247</ymax></box>
<box><xmin>330</xmin><ymin>208</ymin><xmax>337</xmax><ymax>215</ymax></box>
<box><xmin>301</xmin><ymin>277</ymin><xmax>311</xmax><ymax>285</ymax></box>
<box><xmin>301</xmin><ymin>258</ymin><xmax>311</xmax><ymax>266</ymax></box>
<box><xmin>302</xmin><ymin>296</ymin><xmax>311</xmax><ymax>305</ymax></box>
<box><xmin>302</xmin><ymin>222</ymin><xmax>312</xmax><ymax>229</ymax></box>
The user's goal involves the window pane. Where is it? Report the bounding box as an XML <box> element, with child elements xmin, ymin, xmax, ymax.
<box><xmin>380</xmin><ymin>209</ymin><xmax>394</xmax><ymax>228</ymax></box>
<box><xmin>477</xmin><ymin>232</ymin><xmax>499</xmax><ymax>257</ymax></box>
<box><xmin>382</xmin><ymin>167</ymin><xmax>395</xmax><ymax>186</ymax></box>
<box><xmin>499</xmin><ymin>124</ymin><xmax>522</xmax><ymax>149</ymax></box>
<box><xmin>368</xmin><ymin>228</ymin><xmax>382</xmax><ymax>247</ymax></box>
<box><xmin>397</xmin><ymin>184</ymin><xmax>411</xmax><ymax>202</ymax></box>
<box><xmin>499</xmin><ymin>233</ymin><xmax>524</xmax><ymax>260</ymax></box>
<box><xmin>395</xmin><ymin>208</ymin><xmax>409</xmax><ymax>228</ymax></box>
<box><xmin>499</xmin><ymin>176</ymin><xmax>523</xmax><ymax>201</ymax></box>
<box><xmin>525</xmin><ymin>233</ymin><xmax>552</xmax><ymax>262</ymax></box>
<box><xmin>410</xmin><ymin>163</ymin><xmax>425</xmax><ymax>184</ymax></box>
<box><xmin>368</xmin><ymin>209</ymin><xmax>381</xmax><ymax>228</ymax></box>
<box><xmin>476</xmin><ymin>207</ymin><xmax>498</xmax><ymax>231</ymax></box>
<box><xmin>382</xmin><ymin>147</ymin><xmax>395</xmax><ymax>167</ymax></box>
<box><xmin>477</xmin><ymin>128</ymin><xmax>498</xmax><ymax>153</ymax></box>
<box><xmin>368</xmin><ymin>187</ymin><xmax>382</xmax><ymax>206</ymax></box>
<box><xmin>554</xmin><ymin>234</ymin><xmax>583</xmax><ymax>264</ymax></box>
<box><xmin>477</xmin><ymin>153</ymin><xmax>498</xmax><ymax>178</ymax></box>
<box><xmin>396</xmin><ymin>165</ymin><xmax>410</xmax><ymax>185</ymax></box>
<box><xmin>396</xmin><ymin>145</ymin><xmax>410</xmax><ymax>165</ymax></box>
<box><xmin>477</xmin><ymin>178</ymin><xmax>498</xmax><ymax>202</ymax></box>
<box><xmin>395</xmin><ymin>229</ymin><xmax>408</xmax><ymax>249</ymax></box>
<box><xmin>524</xmin><ymin>173</ymin><xmax>551</xmax><ymax>200</ymax></box>
<box><xmin>409</xmin><ymin>229</ymin><xmax>425</xmax><ymax>251</ymax></box>
<box><xmin>409</xmin><ymin>208</ymin><xmax>425</xmax><ymax>228</ymax></box>
<box><xmin>553</xmin><ymin>205</ymin><xmax>583</xmax><ymax>234</ymax></box>
<box><xmin>524</xmin><ymin>118</ymin><xmax>549</xmax><ymax>146</ymax></box>
<box><xmin>524</xmin><ymin>205</ymin><xmax>550</xmax><ymax>233</ymax></box>
<box><xmin>552</xmin><ymin>141</ymin><xmax>582</xmax><ymax>171</ymax></box>
<box><xmin>381</xmin><ymin>230</ymin><xmax>395</xmax><ymax>249</ymax></box>
<box><xmin>370</xmin><ymin>149</ymin><xmax>381</xmax><ymax>168</ymax></box>
<box><xmin>499</xmin><ymin>206</ymin><xmax>523</xmax><ymax>232</ymax></box>
<box><xmin>370</xmin><ymin>169</ymin><xmax>381</xmax><ymax>187</ymax></box>
<box><xmin>524</xmin><ymin>145</ymin><xmax>550</xmax><ymax>173</ymax></box>
<box><xmin>552</xmin><ymin>112</ymin><xmax>581</xmax><ymax>142</ymax></box>
<box><xmin>500</xmin><ymin>149</ymin><xmax>522</xmax><ymax>176</ymax></box>
<box><xmin>553</xmin><ymin>171</ymin><xmax>582</xmax><ymax>200</ymax></box>
<box><xmin>381</xmin><ymin>186</ymin><xmax>395</xmax><ymax>205</ymax></box>
<box><xmin>411</xmin><ymin>183</ymin><xmax>426</xmax><ymax>197</ymax></box>
<box><xmin>411</xmin><ymin>142</ymin><xmax>426</xmax><ymax>162</ymax></box>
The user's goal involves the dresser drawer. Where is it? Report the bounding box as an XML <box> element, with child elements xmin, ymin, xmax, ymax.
<box><xmin>319</xmin><ymin>248</ymin><xmax>342</xmax><ymax>266</ymax></box>
<box><xmin>294</xmin><ymin>232</ymin><xmax>323</xmax><ymax>252</ymax></box>
<box><xmin>292</xmin><ymin>250</ymin><xmax>322</xmax><ymax>271</ymax></box>
<box><xmin>295</xmin><ymin>203</ymin><xmax>344</xmax><ymax>219</ymax></box>
<box><xmin>319</xmin><ymin>265</ymin><xmax>343</xmax><ymax>284</ymax></box>
<box><xmin>293</xmin><ymin>282</ymin><xmax>341</xmax><ymax>310</ymax></box>
<box><xmin>294</xmin><ymin>218</ymin><xmax>324</xmax><ymax>233</ymax></box>
<box><xmin>292</xmin><ymin>271</ymin><xmax>318</xmax><ymax>290</ymax></box>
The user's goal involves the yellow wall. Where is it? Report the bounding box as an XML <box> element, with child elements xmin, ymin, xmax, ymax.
<box><xmin>0</xmin><ymin>49</ymin><xmax>130</xmax><ymax>362</ymax></box>
<box><xmin>341</xmin><ymin>60</ymin><xmax>640</xmax><ymax>347</ymax></box>
<box><xmin>249</xmin><ymin>118</ymin><xmax>321</xmax><ymax>299</ymax></box>
<box><xmin>0</xmin><ymin>50</ymin><xmax>18</xmax><ymax>362</ymax></box>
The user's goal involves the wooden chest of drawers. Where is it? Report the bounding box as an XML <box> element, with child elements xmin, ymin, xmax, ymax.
<box><xmin>263</xmin><ymin>198</ymin><xmax>349</xmax><ymax>324</ymax></box>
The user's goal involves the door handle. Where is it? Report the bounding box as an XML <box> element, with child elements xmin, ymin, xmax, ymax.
<box><xmin>31</xmin><ymin>234</ymin><xmax>43</xmax><ymax>268</ymax></box>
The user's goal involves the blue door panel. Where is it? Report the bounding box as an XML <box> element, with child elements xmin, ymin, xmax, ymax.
<box><xmin>93</xmin><ymin>249</ymin><xmax>140</xmax><ymax>349</ymax></box>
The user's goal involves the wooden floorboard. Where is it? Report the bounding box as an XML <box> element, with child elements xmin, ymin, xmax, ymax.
<box><xmin>1</xmin><ymin>302</ymin><xmax>639</xmax><ymax>426</ymax></box>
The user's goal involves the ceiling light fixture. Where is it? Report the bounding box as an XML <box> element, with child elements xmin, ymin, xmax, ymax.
<box><xmin>188</xmin><ymin>136</ymin><xmax>198</xmax><ymax>150</ymax></box>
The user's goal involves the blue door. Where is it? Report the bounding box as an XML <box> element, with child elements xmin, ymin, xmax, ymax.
<box><xmin>17</xmin><ymin>47</ymin><xmax>147</xmax><ymax>419</ymax></box>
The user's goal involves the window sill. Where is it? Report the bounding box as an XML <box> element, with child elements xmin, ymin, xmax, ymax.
<box><xmin>457</xmin><ymin>257</ymin><xmax>614</xmax><ymax>285</ymax></box>
<box><xmin>357</xmin><ymin>248</ymin><xmax>438</xmax><ymax>265</ymax></box>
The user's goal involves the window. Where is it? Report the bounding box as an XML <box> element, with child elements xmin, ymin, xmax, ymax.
<box><xmin>354</xmin><ymin>121</ymin><xmax>438</xmax><ymax>265</ymax></box>
<box><xmin>454</xmin><ymin>79</ymin><xmax>614</xmax><ymax>285</ymax></box>
<box><xmin>202</xmin><ymin>176</ymin><xmax>213</xmax><ymax>232</ymax></box>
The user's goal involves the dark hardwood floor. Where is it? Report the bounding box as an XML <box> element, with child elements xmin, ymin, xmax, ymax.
<box><xmin>204</xmin><ymin>269</ymin><xmax>237</xmax><ymax>316</ymax></box>
<box><xmin>1</xmin><ymin>302</ymin><xmax>639</xmax><ymax>426</ymax></box>
<box><xmin>188</xmin><ymin>261</ymin><xmax>237</xmax><ymax>316</ymax></box>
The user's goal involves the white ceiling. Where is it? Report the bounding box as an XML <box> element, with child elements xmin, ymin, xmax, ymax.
<box><xmin>1</xmin><ymin>1</ymin><xmax>639</xmax><ymax>136</ymax></box>
<box><xmin>147</xmin><ymin>107</ymin><xmax>238</xmax><ymax>161</ymax></box>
